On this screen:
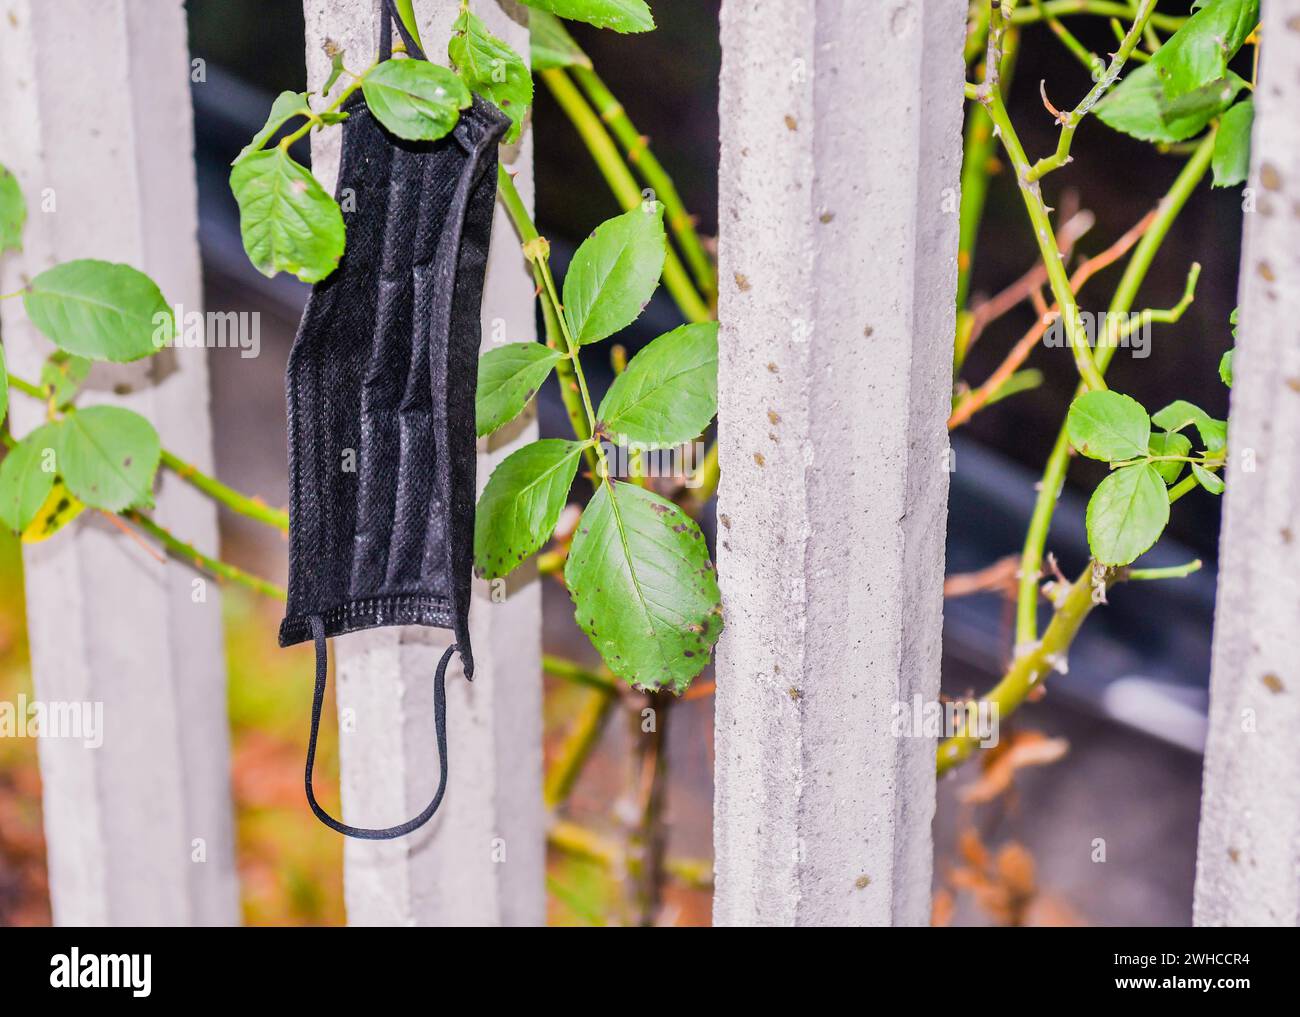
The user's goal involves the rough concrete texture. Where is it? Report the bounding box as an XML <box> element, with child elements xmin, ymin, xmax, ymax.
<box><xmin>1194</xmin><ymin>0</ymin><xmax>1300</xmax><ymax>928</ymax></box>
<box><xmin>0</xmin><ymin>0</ymin><xmax>238</xmax><ymax>925</ymax></box>
<box><xmin>712</xmin><ymin>0</ymin><xmax>965</xmax><ymax>926</ymax></box>
<box><xmin>303</xmin><ymin>0</ymin><xmax>545</xmax><ymax>926</ymax></box>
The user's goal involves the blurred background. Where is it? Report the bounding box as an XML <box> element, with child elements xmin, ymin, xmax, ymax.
<box><xmin>0</xmin><ymin>0</ymin><xmax>1235</xmax><ymax>925</ymax></box>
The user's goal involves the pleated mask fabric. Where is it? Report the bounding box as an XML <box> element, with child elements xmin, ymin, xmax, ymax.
<box><xmin>279</xmin><ymin>4</ymin><xmax>508</xmax><ymax>839</ymax></box>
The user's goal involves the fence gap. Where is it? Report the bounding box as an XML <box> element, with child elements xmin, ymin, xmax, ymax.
<box><xmin>1194</xmin><ymin>0</ymin><xmax>1300</xmax><ymax>928</ymax></box>
<box><xmin>711</xmin><ymin>0</ymin><xmax>966</xmax><ymax>926</ymax></box>
<box><xmin>302</xmin><ymin>0</ymin><xmax>545</xmax><ymax>926</ymax></box>
<box><xmin>0</xmin><ymin>0</ymin><xmax>238</xmax><ymax>925</ymax></box>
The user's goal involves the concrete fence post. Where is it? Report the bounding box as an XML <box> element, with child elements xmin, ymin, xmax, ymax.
<box><xmin>0</xmin><ymin>0</ymin><xmax>238</xmax><ymax>925</ymax></box>
<box><xmin>1193</xmin><ymin>0</ymin><xmax>1300</xmax><ymax>928</ymax></box>
<box><xmin>302</xmin><ymin>0</ymin><xmax>545</xmax><ymax>926</ymax></box>
<box><xmin>712</xmin><ymin>0</ymin><xmax>965</xmax><ymax>926</ymax></box>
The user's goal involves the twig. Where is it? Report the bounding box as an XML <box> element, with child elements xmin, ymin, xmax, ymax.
<box><xmin>944</xmin><ymin>555</ymin><xmax>1021</xmax><ymax>599</ymax></box>
<box><xmin>949</xmin><ymin>206</ymin><xmax>1157</xmax><ymax>429</ymax></box>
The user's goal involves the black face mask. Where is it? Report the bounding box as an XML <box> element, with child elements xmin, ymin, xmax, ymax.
<box><xmin>279</xmin><ymin>5</ymin><xmax>508</xmax><ymax>839</ymax></box>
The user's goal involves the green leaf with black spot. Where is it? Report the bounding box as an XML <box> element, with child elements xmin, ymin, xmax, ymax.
<box><xmin>520</xmin><ymin>0</ymin><xmax>654</xmax><ymax>34</ymax></box>
<box><xmin>0</xmin><ymin>423</ymin><xmax>60</xmax><ymax>533</ymax></box>
<box><xmin>450</xmin><ymin>9</ymin><xmax>533</xmax><ymax>143</ymax></box>
<box><xmin>23</xmin><ymin>260</ymin><xmax>172</xmax><ymax>363</ymax></box>
<box><xmin>474</xmin><ymin>438</ymin><xmax>584</xmax><ymax>579</ymax></box>
<box><xmin>476</xmin><ymin>342</ymin><xmax>565</xmax><ymax>437</ymax></box>
<box><xmin>1152</xmin><ymin>399</ymin><xmax>1227</xmax><ymax>453</ymax></box>
<box><xmin>362</xmin><ymin>58</ymin><xmax>471</xmax><ymax>142</ymax></box>
<box><xmin>1149</xmin><ymin>429</ymin><xmax>1192</xmax><ymax>485</ymax></box>
<box><xmin>0</xmin><ymin>164</ymin><xmax>25</xmax><ymax>253</ymax></box>
<box><xmin>230</xmin><ymin>147</ymin><xmax>345</xmax><ymax>284</ymax></box>
<box><xmin>565</xmin><ymin>480</ymin><xmax>720</xmax><ymax>693</ymax></box>
<box><xmin>530</xmin><ymin>9</ymin><xmax>591</xmax><ymax>69</ymax></box>
<box><xmin>235</xmin><ymin>90</ymin><xmax>312</xmax><ymax>164</ymax></box>
<box><xmin>597</xmin><ymin>322</ymin><xmax>717</xmax><ymax>448</ymax></box>
<box><xmin>1067</xmin><ymin>390</ymin><xmax>1151</xmax><ymax>463</ymax></box>
<box><xmin>1192</xmin><ymin>462</ymin><xmax>1225</xmax><ymax>494</ymax></box>
<box><xmin>563</xmin><ymin>203</ymin><xmax>666</xmax><ymax>345</ymax></box>
<box><xmin>1086</xmin><ymin>463</ymin><xmax>1170</xmax><ymax>566</ymax></box>
<box><xmin>57</xmin><ymin>406</ymin><xmax>161</xmax><ymax>512</ymax></box>
<box><xmin>1212</xmin><ymin>99</ymin><xmax>1253</xmax><ymax>188</ymax></box>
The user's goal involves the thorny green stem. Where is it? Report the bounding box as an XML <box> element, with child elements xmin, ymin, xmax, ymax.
<box><xmin>161</xmin><ymin>450</ymin><xmax>289</xmax><ymax>532</ymax></box>
<box><xmin>975</xmin><ymin>11</ymin><xmax>1107</xmax><ymax>392</ymax></box>
<box><xmin>1025</xmin><ymin>0</ymin><xmax>1156</xmax><ymax>182</ymax></box>
<box><xmin>125</xmin><ymin>510</ymin><xmax>287</xmax><ymax>601</ymax></box>
<box><xmin>940</xmin><ymin>132</ymin><xmax>1216</xmax><ymax>777</ymax></box>
<box><xmin>495</xmin><ymin>165</ymin><xmax>599</xmax><ymax>479</ymax></box>
<box><xmin>957</xmin><ymin>20</ymin><xmax>1019</xmax><ymax>322</ymax></box>
<box><xmin>1012</xmin><ymin>132</ymin><xmax>1214</xmax><ymax>648</ymax></box>
<box><xmin>540</xmin><ymin>68</ymin><xmax>711</xmax><ymax>325</ymax></box>
<box><xmin>939</xmin><ymin>564</ymin><xmax>1114</xmax><ymax>773</ymax></box>
<box><xmin>569</xmin><ymin>65</ymin><xmax>717</xmax><ymax>308</ymax></box>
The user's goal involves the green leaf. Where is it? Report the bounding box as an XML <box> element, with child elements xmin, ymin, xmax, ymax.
<box><xmin>450</xmin><ymin>10</ymin><xmax>533</xmax><ymax>143</ymax></box>
<box><xmin>230</xmin><ymin>147</ymin><xmax>345</xmax><ymax>284</ymax></box>
<box><xmin>235</xmin><ymin>90</ymin><xmax>312</xmax><ymax>164</ymax></box>
<box><xmin>0</xmin><ymin>164</ymin><xmax>25</xmax><ymax>253</ymax></box>
<box><xmin>361</xmin><ymin>58</ymin><xmax>471</xmax><ymax>142</ymax></box>
<box><xmin>476</xmin><ymin>342</ymin><xmax>565</xmax><ymax>437</ymax></box>
<box><xmin>1066</xmin><ymin>390</ymin><xmax>1151</xmax><ymax>462</ymax></box>
<box><xmin>23</xmin><ymin>260</ymin><xmax>172</xmax><ymax>362</ymax></box>
<box><xmin>40</xmin><ymin>351</ymin><xmax>92</xmax><ymax>409</ymax></box>
<box><xmin>520</xmin><ymin>0</ymin><xmax>654</xmax><ymax>34</ymax></box>
<box><xmin>0</xmin><ymin>424</ymin><xmax>60</xmax><ymax>533</ymax></box>
<box><xmin>1212</xmin><ymin>99</ymin><xmax>1253</xmax><ymax>187</ymax></box>
<box><xmin>563</xmin><ymin>203</ymin><xmax>666</xmax><ymax>344</ymax></box>
<box><xmin>597</xmin><ymin>322</ymin><xmax>717</xmax><ymax>448</ymax></box>
<box><xmin>0</xmin><ymin>343</ymin><xmax>6</xmax><ymax>429</ymax></box>
<box><xmin>530</xmin><ymin>9</ymin><xmax>592</xmax><ymax>69</ymax></box>
<box><xmin>1151</xmin><ymin>0</ymin><xmax>1258</xmax><ymax>99</ymax></box>
<box><xmin>565</xmin><ymin>480</ymin><xmax>720</xmax><ymax>692</ymax></box>
<box><xmin>57</xmin><ymin>406</ymin><xmax>161</xmax><ymax>512</ymax></box>
<box><xmin>1095</xmin><ymin>63</ymin><xmax>1244</xmax><ymax>143</ymax></box>
<box><xmin>1148</xmin><ymin>430</ymin><xmax>1192</xmax><ymax>485</ymax></box>
<box><xmin>1219</xmin><ymin>348</ymin><xmax>1234</xmax><ymax>387</ymax></box>
<box><xmin>1151</xmin><ymin>400</ymin><xmax>1227</xmax><ymax>452</ymax></box>
<box><xmin>1229</xmin><ymin>305</ymin><xmax>1240</xmax><ymax>340</ymax></box>
<box><xmin>474</xmin><ymin>439</ymin><xmax>584</xmax><ymax>579</ymax></box>
<box><xmin>1192</xmin><ymin>462</ymin><xmax>1225</xmax><ymax>494</ymax></box>
<box><xmin>1086</xmin><ymin>463</ymin><xmax>1171</xmax><ymax>566</ymax></box>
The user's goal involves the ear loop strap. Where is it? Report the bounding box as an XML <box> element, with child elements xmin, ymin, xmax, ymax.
<box><xmin>377</xmin><ymin>0</ymin><xmax>427</xmax><ymax>62</ymax></box>
<box><xmin>304</xmin><ymin>615</ymin><xmax>454</xmax><ymax>840</ymax></box>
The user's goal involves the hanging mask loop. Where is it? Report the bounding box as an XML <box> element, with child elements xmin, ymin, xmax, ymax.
<box><xmin>377</xmin><ymin>0</ymin><xmax>427</xmax><ymax>62</ymax></box>
<box><xmin>304</xmin><ymin>615</ymin><xmax>454</xmax><ymax>840</ymax></box>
